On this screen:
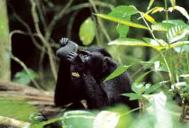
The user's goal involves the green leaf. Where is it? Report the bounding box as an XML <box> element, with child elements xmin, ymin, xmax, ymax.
<box><xmin>144</xmin><ymin>83</ymin><xmax>162</xmax><ymax>94</ymax></box>
<box><xmin>151</xmin><ymin>22</ymin><xmax>174</xmax><ymax>31</ymax></box>
<box><xmin>142</xmin><ymin>12</ymin><xmax>157</xmax><ymax>24</ymax></box>
<box><xmin>108</xmin><ymin>38</ymin><xmax>166</xmax><ymax>51</ymax></box>
<box><xmin>152</xmin><ymin>20</ymin><xmax>187</xmax><ymax>32</ymax></box>
<box><xmin>0</xmin><ymin>97</ymin><xmax>37</xmax><ymax>121</ymax></box>
<box><xmin>63</xmin><ymin>110</ymin><xmax>95</xmax><ymax>128</ymax></box>
<box><xmin>104</xmin><ymin>65</ymin><xmax>130</xmax><ymax>81</ymax></box>
<box><xmin>13</xmin><ymin>69</ymin><xmax>38</xmax><ymax>85</ymax></box>
<box><xmin>93</xmin><ymin>111</ymin><xmax>120</xmax><ymax>128</ymax></box>
<box><xmin>150</xmin><ymin>7</ymin><xmax>165</xmax><ymax>14</ymax></box>
<box><xmin>166</xmin><ymin>25</ymin><xmax>189</xmax><ymax>43</ymax></box>
<box><xmin>79</xmin><ymin>17</ymin><xmax>96</xmax><ymax>45</ymax></box>
<box><xmin>96</xmin><ymin>14</ymin><xmax>148</xmax><ymax>30</ymax></box>
<box><xmin>122</xmin><ymin>93</ymin><xmax>142</xmax><ymax>100</ymax></box>
<box><xmin>108</xmin><ymin>5</ymin><xmax>138</xmax><ymax>38</ymax></box>
<box><xmin>163</xmin><ymin>19</ymin><xmax>186</xmax><ymax>26</ymax></box>
<box><xmin>132</xmin><ymin>83</ymin><xmax>146</xmax><ymax>94</ymax></box>
<box><xmin>116</xmin><ymin>24</ymin><xmax>129</xmax><ymax>38</ymax></box>
<box><xmin>172</xmin><ymin>41</ymin><xmax>189</xmax><ymax>53</ymax></box>
<box><xmin>134</xmin><ymin>71</ymin><xmax>152</xmax><ymax>83</ymax></box>
<box><xmin>108</xmin><ymin>5</ymin><xmax>138</xmax><ymax>18</ymax></box>
<box><xmin>170</xmin><ymin>0</ymin><xmax>176</xmax><ymax>7</ymax></box>
<box><xmin>109</xmin><ymin>37</ymin><xmax>189</xmax><ymax>52</ymax></box>
<box><xmin>147</xmin><ymin>0</ymin><xmax>155</xmax><ymax>10</ymax></box>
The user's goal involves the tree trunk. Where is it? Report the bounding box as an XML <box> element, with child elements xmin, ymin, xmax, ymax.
<box><xmin>0</xmin><ymin>0</ymin><xmax>11</xmax><ymax>81</ymax></box>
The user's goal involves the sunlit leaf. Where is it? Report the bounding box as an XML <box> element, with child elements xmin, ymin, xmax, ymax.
<box><xmin>93</xmin><ymin>111</ymin><xmax>120</xmax><ymax>128</ymax></box>
<box><xmin>180</xmin><ymin>74</ymin><xmax>189</xmax><ymax>78</ymax></box>
<box><xmin>79</xmin><ymin>17</ymin><xmax>96</xmax><ymax>45</ymax></box>
<box><xmin>144</xmin><ymin>83</ymin><xmax>162</xmax><ymax>94</ymax></box>
<box><xmin>108</xmin><ymin>5</ymin><xmax>138</xmax><ymax>18</ymax></box>
<box><xmin>106</xmin><ymin>105</ymin><xmax>133</xmax><ymax>128</ymax></box>
<box><xmin>169</xmin><ymin>6</ymin><xmax>189</xmax><ymax>21</ymax></box>
<box><xmin>147</xmin><ymin>0</ymin><xmax>155</xmax><ymax>10</ymax></box>
<box><xmin>108</xmin><ymin>38</ymin><xmax>167</xmax><ymax>51</ymax></box>
<box><xmin>151</xmin><ymin>22</ymin><xmax>174</xmax><ymax>31</ymax></box>
<box><xmin>63</xmin><ymin>110</ymin><xmax>95</xmax><ymax>128</ymax></box>
<box><xmin>108</xmin><ymin>5</ymin><xmax>139</xmax><ymax>38</ymax></box>
<box><xmin>96</xmin><ymin>14</ymin><xmax>148</xmax><ymax>30</ymax></box>
<box><xmin>170</xmin><ymin>0</ymin><xmax>176</xmax><ymax>7</ymax></box>
<box><xmin>172</xmin><ymin>41</ymin><xmax>189</xmax><ymax>53</ymax></box>
<box><xmin>166</xmin><ymin>25</ymin><xmax>189</xmax><ymax>43</ymax></box>
<box><xmin>147</xmin><ymin>92</ymin><xmax>173</xmax><ymax>128</ymax></box>
<box><xmin>104</xmin><ymin>65</ymin><xmax>130</xmax><ymax>81</ymax></box>
<box><xmin>141</xmin><ymin>12</ymin><xmax>157</xmax><ymax>24</ymax></box>
<box><xmin>131</xmin><ymin>82</ymin><xmax>147</xmax><ymax>94</ymax></box>
<box><xmin>0</xmin><ymin>97</ymin><xmax>37</xmax><ymax>121</ymax></box>
<box><xmin>151</xmin><ymin>7</ymin><xmax>165</xmax><ymax>14</ymax></box>
<box><xmin>171</xmin><ymin>41</ymin><xmax>189</xmax><ymax>48</ymax></box>
<box><xmin>122</xmin><ymin>93</ymin><xmax>142</xmax><ymax>100</ymax></box>
<box><xmin>163</xmin><ymin>19</ymin><xmax>186</xmax><ymax>26</ymax></box>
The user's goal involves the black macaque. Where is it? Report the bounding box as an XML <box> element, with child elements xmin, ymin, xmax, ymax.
<box><xmin>54</xmin><ymin>38</ymin><xmax>138</xmax><ymax>109</ymax></box>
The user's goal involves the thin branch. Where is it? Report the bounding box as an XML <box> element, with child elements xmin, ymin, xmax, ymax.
<box><xmin>13</xmin><ymin>13</ymin><xmax>43</xmax><ymax>50</ymax></box>
<box><xmin>45</xmin><ymin>0</ymin><xmax>74</xmax><ymax>40</ymax></box>
<box><xmin>35</xmin><ymin>0</ymin><xmax>47</xmax><ymax>29</ymax></box>
<box><xmin>30</xmin><ymin>0</ymin><xmax>57</xmax><ymax>80</ymax></box>
<box><xmin>88</xmin><ymin>0</ymin><xmax>111</xmax><ymax>43</ymax></box>
<box><xmin>66</xmin><ymin>11</ymin><xmax>78</xmax><ymax>38</ymax></box>
<box><xmin>11</xmin><ymin>54</ymin><xmax>41</xmax><ymax>89</ymax></box>
<box><xmin>67</xmin><ymin>2</ymin><xmax>113</xmax><ymax>14</ymax></box>
<box><xmin>45</xmin><ymin>1</ymin><xmax>113</xmax><ymax>40</ymax></box>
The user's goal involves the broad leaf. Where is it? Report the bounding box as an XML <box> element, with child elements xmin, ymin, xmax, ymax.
<box><xmin>140</xmin><ymin>12</ymin><xmax>157</xmax><ymax>24</ymax></box>
<box><xmin>79</xmin><ymin>17</ymin><xmax>96</xmax><ymax>45</ymax></box>
<box><xmin>96</xmin><ymin>14</ymin><xmax>148</xmax><ymax>30</ymax></box>
<box><xmin>144</xmin><ymin>83</ymin><xmax>162</xmax><ymax>94</ymax></box>
<box><xmin>13</xmin><ymin>69</ymin><xmax>38</xmax><ymax>85</ymax></box>
<box><xmin>166</xmin><ymin>25</ymin><xmax>189</xmax><ymax>43</ymax></box>
<box><xmin>63</xmin><ymin>110</ymin><xmax>95</xmax><ymax>128</ymax></box>
<box><xmin>0</xmin><ymin>97</ymin><xmax>37</xmax><ymax>121</ymax></box>
<box><xmin>108</xmin><ymin>5</ymin><xmax>138</xmax><ymax>18</ymax></box>
<box><xmin>93</xmin><ymin>111</ymin><xmax>120</xmax><ymax>128</ymax></box>
<box><xmin>108</xmin><ymin>6</ymin><xmax>139</xmax><ymax>38</ymax></box>
<box><xmin>163</xmin><ymin>19</ymin><xmax>186</xmax><ymax>26</ymax></box>
<box><xmin>172</xmin><ymin>41</ymin><xmax>189</xmax><ymax>53</ymax></box>
<box><xmin>147</xmin><ymin>92</ymin><xmax>173</xmax><ymax>128</ymax></box>
<box><xmin>134</xmin><ymin>71</ymin><xmax>152</xmax><ymax>84</ymax></box>
<box><xmin>122</xmin><ymin>93</ymin><xmax>142</xmax><ymax>100</ymax></box>
<box><xmin>108</xmin><ymin>38</ymin><xmax>166</xmax><ymax>51</ymax></box>
<box><xmin>116</xmin><ymin>24</ymin><xmax>129</xmax><ymax>38</ymax></box>
<box><xmin>151</xmin><ymin>22</ymin><xmax>174</xmax><ymax>31</ymax></box>
<box><xmin>105</xmin><ymin>65</ymin><xmax>130</xmax><ymax>81</ymax></box>
<box><xmin>132</xmin><ymin>82</ymin><xmax>146</xmax><ymax>94</ymax></box>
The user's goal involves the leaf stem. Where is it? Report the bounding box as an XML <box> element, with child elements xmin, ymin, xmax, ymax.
<box><xmin>164</xmin><ymin>0</ymin><xmax>169</xmax><ymax>20</ymax></box>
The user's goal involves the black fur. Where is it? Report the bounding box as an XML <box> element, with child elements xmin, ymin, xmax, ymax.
<box><xmin>54</xmin><ymin>38</ymin><xmax>138</xmax><ymax>109</ymax></box>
